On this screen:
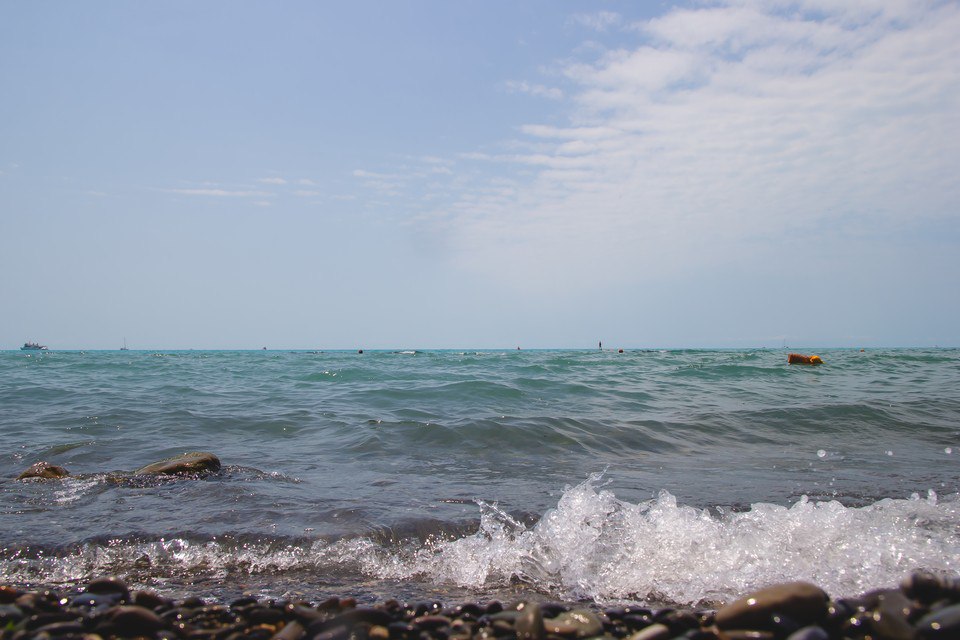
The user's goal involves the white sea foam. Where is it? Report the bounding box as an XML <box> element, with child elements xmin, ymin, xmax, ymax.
<box><xmin>348</xmin><ymin>474</ymin><xmax>959</xmax><ymax>604</ymax></box>
<box><xmin>3</xmin><ymin>475</ymin><xmax>958</xmax><ymax>605</ymax></box>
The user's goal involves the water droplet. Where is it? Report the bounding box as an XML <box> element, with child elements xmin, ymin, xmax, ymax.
<box><xmin>817</xmin><ymin>449</ymin><xmax>827</xmax><ymax>458</ymax></box>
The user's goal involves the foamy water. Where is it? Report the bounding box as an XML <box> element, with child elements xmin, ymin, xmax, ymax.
<box><xmin>3</xmin><ymin>475</ymin><xmax>957</xmax><ymax>605</ymax></box>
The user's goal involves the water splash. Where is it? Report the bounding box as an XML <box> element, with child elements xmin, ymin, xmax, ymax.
<box><xmin>3</xmin><ymin>474</ymin><xmax>957</xmax><ymax>606</ymax></box>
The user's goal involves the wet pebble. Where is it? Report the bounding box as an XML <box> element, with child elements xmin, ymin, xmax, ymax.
<box><xmin>0</xmin><ymin>571</ymin><xmax>957</xmax><ymax>640</ymax></box>
<box><xmin>86</xmin><ymin>578</ymin><xmax>130</xmax><ymax>602</ymax></box>
<box><xmin>915</xmin><ymin>602</ymin><xmax>960</xmax><ymax>638</ymax></box>
<box><xmin>715</xmin><ymin>582</ymin><xmax>829</xmax><ymax>631</ymax></box>
<box><xmin>105</xmin><ymin>604</ymin><xmax>166</xmax><ymax>635</ymax></box>
<box><xmin>514</xmin><ymin>603</ymin><xmax>544</xmax><ymax>640</ymax></box>
<box><xmin>543</xmin><ymin>609</ymin><xmax>603</xmax><ymax>638</ymax></box>
<box><xmin>785</xmin><ymin>626</ymin><xmax>829</xmax><ymax>640</ymax></box>
<box><xmin>626</xmin><ymin>622</ymin><xmax>671</xmax><ymax>640</ymax></box>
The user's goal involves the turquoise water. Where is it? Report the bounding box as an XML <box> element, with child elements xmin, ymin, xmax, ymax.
<box><xmin>1</xmin><ymin>348</ymin><xmax>958</xmax><ymax>605</ymax></box>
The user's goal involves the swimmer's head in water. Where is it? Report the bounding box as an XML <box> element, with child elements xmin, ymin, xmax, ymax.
<box><xmin>810</xmin><ymin>355</ymin><xmax>823</xmax><ymax>364</ymax></box>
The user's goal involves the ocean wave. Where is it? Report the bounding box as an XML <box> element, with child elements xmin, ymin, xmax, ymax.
<box><xmin>3</xmin><ymin>475</ymin><xmax>956</xmax><ymax>606</ymax></box>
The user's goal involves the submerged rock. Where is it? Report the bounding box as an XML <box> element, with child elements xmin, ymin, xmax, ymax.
<box><xmin>16</xmin><ymin>461</ymin><xmax>70</xmax><ymax>480</ymax></box>
<box><xmin>134</xmin><ymin>451</ymin><xmax>221</xmax><ymax>476</ymax></box>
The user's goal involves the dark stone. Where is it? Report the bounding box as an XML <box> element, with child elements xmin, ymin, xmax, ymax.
<box><xmin>68</xmin><ymin>591</ymin><xmax>123</xmax><ymax>611</ymax></box>
<box><xmin>23</xmin><ymin>611</ymin><xmax>81</xmax><ymax>631</ymax></box>
<box><xmin>658</xmin><ymin>610</ymin><xmax>700</xmax><ymax>634</ymax></box>
<box><xmin>337</xmin><ymin>606</ymin><xmax>394</xmax><ymax>627</ymax></box>
<box><xmin>539</xmin><ymin>603</ymin><xmax>570</xmax><ymax>619</ymax></box>
<box><xmin>16</xmin><ymin>461</ymin><xmax>70</xmax><ymax>480</ymax></box>
<box><xmin>16</xmin><ymin>591</ymin><xmax>63</xmax><ymax>614</ymax></box>
<box><xmin>543</xmin><ymin>610</ymin><xmax>603</xmax><ymax>638</ymax></box>
<box><xmin>915</xmin><ymin>603</ymin><xmax>960</xmax><ymax>638</ymax></box>
<box><xmin>0</xmin><ymin>604</ymin><xmax>24</xmax><ymax>625</ymax></box>
<box><xmin>248</xmin><ymin>606</ymin><xmax>287</xmax><ymax>625</ymax></box>
<box><xmin>714</xmin><ymin>582</ymin><xmax>829</xmax><ymax>631</ymax></box>
<box><xmin>272</xmin><ymin>620</ymin><xmax>306</xmax><ymax>640</ymax></box>
<box><xmin>626</xmin><ymin>622</ymin><xmax>671</xmax><ymax>640</ymax></box>
<box><xmin>412</xmin><ymin>602</ymin><xmax>443</xmax><ymax>618</ymax></box>
<box><xmin>135</xmin><ymin>451</ymin><xmax>221</xmax><ymax>476</ymax></box>
<box><xmin>515</xmin><ymin>603</ymin><xmax>545</xmax><ymax>640</ymax></box>
<box><xmin>107</xmin><ymin>604</ymin><xmax>166</xmax><ymax>635</ymax></box>
<box><xmin>786</xmin><ymin>626</ymin><xmax>830</xmax><ymax>640</ymax></box>
<box><xmin>181</xmin><ymin>596</ymin><xmax>207</xmax><ymax>608</ymax></box>
<box><xmin>285</xmin><ymin>603</ymin><xmax>323</xmax><ymax>625</ymax></box>
<box><xmin>310</xmin><ymin>625</ymin><xmax>350</xmax><ymax>640</ymax></box>
<box><xmin>413</xmin><ymin>615</ymin><xmax>452</xmax><ymax>632</ymax></box>
<box><xmin>86</xmin><ymin>577</ymin><xmax>130</xmax><ymax>601</ymax></box>
<box><xmin>868</xmin><ymin>590</ymin><xmax>916</xmax><ymax>640</ymax></box>
<box><xmin>622</xmin><ymin>613</ymin><xmax>655</xmax><ymax>631</ymax></box>
<box><xmin>317</xmin><ymin>597</ymin><xmax>342</xmax><ymax>612</ymax></box>
<box><xmin>230</xmin><ymin>596</ymin><xmax>260</xmax><ymax>610</ymax></box>
<box><xmin>903</xmin><ymin>572</ymin><xmax>960</xmax><ymax>603</ymax></box>
<box><xmin>133</xmin><ymin>589</ymin><xmax>170</xmax><ymax>610</ymax></box>
<box><xmin>445</xmin><ymin>603</ymin><xmax>483</xmax><ymax>619</ymax></box>
<box><xmin>0</xmin><ymin>586</ymin><xmax>20</xmax><ymax>604</ymax></box>
<box><xmin>31</xmin><ymin>620</ymin><xmax>87</xmax><ymax>636</ymax></box>
<box><xmin>388</xmin><ymin>621</ymin><xmax>419</xmax><ymax>639</ymax></box>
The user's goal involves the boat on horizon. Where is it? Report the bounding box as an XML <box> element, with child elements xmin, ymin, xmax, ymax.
<box><xmin>120</xmin><ymin>337</ymin><xmax>129</xmax><ymax>351</ymax></box>
<box><xmin>21</xmin><ymin>342</ymin><xmax>48</xmax><ymax>351</ymax></box>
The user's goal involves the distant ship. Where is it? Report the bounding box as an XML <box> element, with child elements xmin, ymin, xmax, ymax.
<box><xmin>120</xmin><ymin>337</ymin><xmax>129</xmax><ymax>351</ymax></box>
<box><xmin>21</xmin><ymin>342</ymin><xmax>48</xmax><ymax>351</ymax></box>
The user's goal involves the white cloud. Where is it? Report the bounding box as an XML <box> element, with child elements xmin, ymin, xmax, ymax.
<box><xmin>258</xmin><ymin>177</ymin><xmax>288</xmax><ymax>185</ymax></box>
<box><xmin>428</xmin><ymin>0</ymin><xmax>960</xmax><ymax>292</ymax></box>
<box><xmin>166</xmin><ymin>188</ymin><xmax>272</xmax><ymax>197</ymax></box>
<box><xmin>569</xmin><ymin>11</ymin><xmax>622</xmax><ymax>32</ymax></box>
<box><xmin>505</xmin><ymin>80</ymin><xmax>564</xmax><ymax>100</ymax></box>
<box><xmin>353</xmin><ymin>169</ymin><xmax>401</xmax><ymax>180</ymax></box>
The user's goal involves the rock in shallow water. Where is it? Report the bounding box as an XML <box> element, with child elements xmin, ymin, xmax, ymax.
<box><xmin>16</xmin><ymin>461</ymin><xmax>69</xmax><ymax>480</ymax></box>
<box><xmin>134</xmin><ymin>451</ymin><xmax>221</xmax><ymax>475</ymax></box>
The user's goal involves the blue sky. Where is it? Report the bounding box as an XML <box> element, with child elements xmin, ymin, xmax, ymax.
<box><xmin>2</xmin><ymin>0</ymin><xmax>958</xmax><ymax>349</ymax></box>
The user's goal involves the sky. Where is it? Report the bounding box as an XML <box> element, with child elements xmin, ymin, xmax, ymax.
<box><xmin>2</xmin><ymin>0</ymin><xmax>958</xmax><ymax>349</ymax></box>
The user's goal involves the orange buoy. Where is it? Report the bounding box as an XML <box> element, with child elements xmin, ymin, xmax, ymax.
<box><xmin>788</xmin><ymin>353</ymin><xmax>823</xmax><ymax>365</ymax></box>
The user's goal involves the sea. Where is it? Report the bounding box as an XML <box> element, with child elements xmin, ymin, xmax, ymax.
<box><xmin>1</xmin><ymin>348</ymin><xmax>958</xmax><ymax>608</ymax></box>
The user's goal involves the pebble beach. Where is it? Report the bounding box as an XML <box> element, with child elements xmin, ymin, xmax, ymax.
<box><xmin>3</xmin><ymin>572</ymin><xmax>960</xmax><ymax>640</ymax></box>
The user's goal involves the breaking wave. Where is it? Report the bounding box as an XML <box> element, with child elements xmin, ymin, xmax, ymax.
<box><xmin>3</xmin><ymin>474</ymin><xmax>957</xmax><ymax>606</ymax></box>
